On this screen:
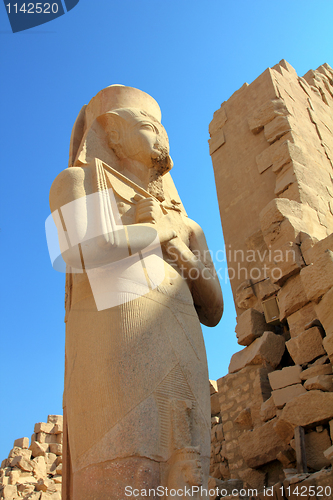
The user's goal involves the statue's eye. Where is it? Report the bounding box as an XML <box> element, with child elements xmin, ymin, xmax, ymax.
<box><xmin>141</xmin><ymin>123</ymin><xmax>155</xmax><ymax>132</ymax></box>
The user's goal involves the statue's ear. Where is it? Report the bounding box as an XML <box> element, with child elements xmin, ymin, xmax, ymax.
<box><xmin>97</xmin><ymin>112</ymin><xmax>122</xmax><ymax>145</ymax></box>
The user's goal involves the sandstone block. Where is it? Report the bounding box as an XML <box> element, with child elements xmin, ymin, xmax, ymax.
<box><xmin>268</xmin><ymin>365</ymin><xmax>302</xmax><ymax>390</ymax></box>
<box><xmin>1</xmin><ymin>485</ymin><xmax>19</xmax><ymax>499</ymax></box>
<box><xmin>238</xmin><ymin>418</ymin><xmax>288</xmax><ymax>467</ymax></box>
<box><xmin>36</xmin><ymin>432</ymin><xmax>57</xmax><ymax>445</ymax></box>
<box><xmin>229</xmin><ymin>331</ymin><xmax>285</xmax><ymax>374</ymax></box>
<box><xmin>49</xmin><ymin>444</ymin><xmax>62</xmax><ymax>457</ymax></box>
<box><xmin>235</xmin><ymin>308</ymin><xmax>273</xmax><ymax>346</ymax></box>
<box><xmin>248</xmin><ymin>98</ymin><xmax>289</xmax><ymax>134</ymax></box>
<box><xmin>286</xmin><ymin>327</ymin><xmax>325</xmax><ymax>365</ymax></box>
<box><xmin>34</xmin><ymin>423</ymin><xmax>54</xmax><ymax>435</ymax></box>
<box><xmin>300</xmin><ymin>250</ymin><xmax>333</xmax><ymax>303</ymax></box>
<box><xmin>287</xmin><ymin>303</ymin><xmax>318</xmax><ymax>338</ymax></box>
<box><xmin>279</xmin><ymin>390</ymin><xmax>333</xmax><ymax>428</ymax></box>
<box><xmin>271</xmin><ymin>384</ymin><xmax>306</xmax><ymax>409</ymax></box>
<box><xmin>300</xmin><ymin>363</ymin><xmax>332</xmax><ymax>380</ymax></box>
<box><xmin>30</xmin><ymin>441</ymin><xmax>49</xmax><ymax>458</ymax></box>
<box><xmin>36</xmin><ymin>478</ymin><xmax>54</xmax><ymax>492</ymax></box>
<box><xmin>52</xmin><ymin>424</ymin><xmax>63</xmax><ymax>435</ymax></box>
<box><xmin>323</xmin><ymin>334</ymin><xmax>333</xmax><ymax>363</ymax></box>
<box><xmin>13</xmin><ymin>438</ymin><xmax>29</xmax><ymax>449</ymax></box>
<box><xmin>304</xmin><ymin>374</ymin><xmax>333</xmax><ymax>392</ymax></box>
<box><xmin>211</xmin><ymin>392</ymin><xmax>220</xmax><ymax>416</ymax></box>
<box><xmin>306</xmin><ymin>233</ymin><xmax>333</xmax><ymax>265</ymax></box>
<box><xmin>10</xmin><ymin>456</ymin><xmax>34</xmax><ymax>473</ymax></box>
<box><xmin>209</xmin><ymin>380</ymin><xmax>218</xmax><ymax>395</ymax></box>
<box><xmin>323</xmin><ymin>445</ymin><xmax>333</xmax><ymax>462</ymax></box>
<box><xmin>238</xmin><ymin>467</ymin><xmax>266</xmax><ymax>490</ymax></box>
<box><xmin>305</xmin><ymin>430</ymin><xmax>332</xmax><ymax>470</ymax></box>
<box><xmin>269</xmin><ymin>241</ymin><xmax>305</xmax><ymax>284</ymax></box>
<box><xmin>276</xmin><ymin>447</ymin><xmax>296</xmax><ymax>468</ymax></box>
<box><xmin>260</xmin><ymin>396</ymin><xmax>277</xmax><ymax>422</ymax></box>
<box><xmin>264</xmin><ymin>115</ymin><xmax>291</xmax><ymax>144</ymax></box>
<box><xmin>209</xmin><ymin>106</ymin><xmax>227</xmax><ymax>136</ymax></box>
<box><xmin>47</xmin><ymin>415</ymin><xmax>63</xmax><ymax>425</ymax></box>
<box><xmin>33</xmin><ymin>456</ymin><xmax>47</xmax><ymax>480</ymax></box>
<box><xmin>278</xmin><ymin>274</ymin><xmax>309</xmax><ymax>321</ymax></box>
<box><xmin>315</xmin><ymin>287</ymin><xmax>333</xmax><ymax>337</ymax></box>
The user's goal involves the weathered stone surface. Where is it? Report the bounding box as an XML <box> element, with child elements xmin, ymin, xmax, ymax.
<box><xmin>279</xmin><ymin>390</ymin><xmax>333</xmax><ymax>428</ymax></box>
<box><xmin>315</xmin><ymin>287</ymin><xmax>333</xmax><ymax>338</ymax></box>
<box><xmin>323</xmin><ymin>334</ymin><xmax>333</xmax><ymax>363</ymax></box>
<box><xmin>1</xmin><ymin>484</ymin><xmax>19</xmax><ymax>499</ymax></box>
<box><xmin>278</xmin><ymin>274</ymin><xmax>309</xmax><ymax>321</ymax></box>
<box><xmin>286</xmin><ymin>327</ymin><xmax>325</xmax><ymax>365</ymax></box>
<box><xmin>264</xmin><ymin>115</ymin><xmax>291</xmax><ymax>144</ymax></box>
<box><xmin>13</xmin><ymin>438</ymin><xmax>29</xmax><ymax>449</ymax></box>
<box><xmin>276</xmin><ymin>447</ymin><xmax>296</xmax><ymax>468</ymax></box>
<box><xmin>304</xmin><ymin>430</ymin><xmax>332</xmax><ymax>470</ymax></box>
<box><xmin>8</xmin><ymin>447</ymin><xmax>32</xmax><ymax>461</ymax></box>
<box><xmin>34</xmin><ymin>423</ymin><xmax>54</xmax><ymax>435</ymax></box>
<box><xmin>209</xmin><ymin>380</ymin><xmax>218</xmax><ymax>395</ymax></box>
<box><xmin>235</xmin><ymin>308</ymin><xmax>273</xmax><ymax>346</ymax></box>
<box><xmin>304</xmin><ymin>374</ymin><xmax>333</xmax><ymax>392</ymax></box>
<box><xmin>287</xmin><ymin>303</ymin><xmax>318</xmax><ymax>338</ymax></box>
<box><xmin>211</xmin><ymin>392</ymin><xmax>220</xmax><ymax>416</ymax></box>
<box><xmin>300</xmin><ymin>250</ymin><xmax>333</xmax><ymax>303</ymax></box>
<box><xmin>260</xmin><ymin>396</ymin><xmax>277</xmax><ymax>422</ymax></box>
<box><xmin>269</xmin><ymin>241</ymin><xmax>305</xmax><ymax>284</ymax></box>
<box><xmin>238</xmin><ymin>418</ymin><xmax>288</xmax><ymax>467</ymax></box>
<box><xmin>238</xmin><ymin>467</ymin><xmax>266</xmax><ymax>490</ymax></box>
<box><xmin>229</xmin><ymin>331</ymin><xmax>285</xmax><ymax>374</ymax></box>
<box><xmin>300</xmin><ymin>363</ymin><xmax>332</xmax><ymax>380</ymax></box>
<box><xmin>272</xmin><ymin>384</ymin><xmax>306</xmax><ymax>409</ymax></box>
<box><xmin>248</xmin><ymin>98</ymin><xmax>290</xmax><ymax>134</ymax></box>
<box><xmin>268</xmin><ymin>365</ymin><xmax>302</xmax><ymax>390</ymax></box>
<box><xmin>10</xmin><ymin>456</ymin><xmax>34</xmax><ymax>473</ymax></box>
<box><xmin>47</xmin><ymin>415</ymin><xmax>63</xmax><ymax>426</ymax></box>
<box><xmin>305</xmin><ymin>233</ymin><xmax>333</xmax><ymax>265</ymax></box>
<box><xmin>30</xmin><ymin>441</ymin><xmax>49</xmax><ymax>458</ymax></box>
<box><xmin>323</xmin><ymin>445</ymin><xmax>333</xmax><ymax>462</ymax></box>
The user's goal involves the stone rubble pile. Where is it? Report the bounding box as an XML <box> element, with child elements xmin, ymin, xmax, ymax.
<box><xmin>0</xmin><ymin>415</ymin><xmax>63</xmax><ymax>500</ymax></box>
<box><xmin>208</xmin><ymin>61</ymin><xmax>333</xmax><ymax>498</ymax></box>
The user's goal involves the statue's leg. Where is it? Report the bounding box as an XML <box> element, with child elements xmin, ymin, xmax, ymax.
<box><xmin>62</xmin><ymin>406</ymin><xmax>73</xmax><ymax>500</ymax></box>
<box><xmin>72</xmin><ymin>457</ymin><xmax>161</xmax><ymax>500</ymax></box>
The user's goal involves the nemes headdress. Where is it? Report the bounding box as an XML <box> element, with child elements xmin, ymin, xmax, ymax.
<box><xmin>69</xmin><ymin>85</ymin><xmax>161</xmax><ymax>167</ymax></box>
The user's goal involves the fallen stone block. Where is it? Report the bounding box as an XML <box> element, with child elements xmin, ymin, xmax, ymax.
<box><xmin>30</xmin><ymin>441</ymin><xmax>49</xmax><ymax>458</ymax></box>
<box><xmin>300</xmin><ymin>362</ymin><xmax>332</xmax><ymax>380</ymax></box>
<box><xmin>235</xmin><ymin>308</ymin><xmax>274</xmax><ymax>346</ymax></box>
<box><xmin>272</xmin><ymin>384</ymin><xmax>306</xmax><ymax>409</ymax></box>
<box><xmin>315</xmin><ymin>287</ymin><xmax>333</xmax><ymax>337</ymax></box>
<box><xmin>268</xmin><ymin>365</ymin><xmax>302</xmax><ymax>390</ymax></box>
<box><xmin>10</xmin><ymin>456</ymin><xmax>34</xmax><ymax>473</ymax></box>
<box><xmin>36</xmin><ymin>432</ymin><xmax>57</xmax><ymax>445</ymax></box>
<box><xmin>8</xmin><ymin>447</ymin><xmax>32</xmax><ymax>461</ymax></box>
<box><xmin>276</xmin><ymin>447</ymin><xmax>296</xmax><ymax>468</ymax></box>
<box><xmin>229</xmin><ymin>331</ymin><xmax>285</xmax><ymax>374</ymax></box>
<box><xmin>13</xmin><ymin>438</ymin><xmax>29</xmax><ymax>449</ymax></box>
<box><xmin>1</xmin><ymin>484</ymin><xmax>19</xmax><ymax>499</ymax></box>
<box><xmin>52</xmin><ymin>424</ymin><xmax>63</xmax><ymax>435</ymax></box>
<box><xmin>210</xmin><ymin>392</ymin><xmax>220</xmax><ymax>416</ymax></box>
<box><xmin>286</xmin><ymin>327</ymin><xmax>325</xmax><ymax>365</ymax></box>
<box><xmin>269</xmin><ymin>241</ymin><xmax>305</xmax><ymax>284</ymax></box>
<box><xmin>209</xmin><ymin>380</ymin><xmax>218</xmax><ymax>395</ymax></box>
<box><xmin>278</xmin><ymin>274</ymin><xmax>309</xmax><ymax>320</ymax></box>
<box><xmin>305</xmin><ymin>233</ymin><xmax>333</xmax><ymax>265</ymax></box>
<box><xmin>260</xmin><ymin>396</ymin><xmax>277</xmax><ymax>422</ymax></box>
<box><xmin>34</xmin><ymin>423</ymin><xmax>54</xmax><ymax>435</ymax></box>
<box><xmin>304</xmin><ymin>374</ymin><xmax>333</xmax><ymax>392</ymax></box>
<box><xmin>279</xmin><ymin>390</ymin><xmax>333</xmax><ymax>428</ymax></box>
<box><xmin>33</xmin><ymin>456</ymin><xmax>47</xmax><ymax>480</ymax></box>
<box><xmin>47</xmin><ymin>415</ymin><xmax>63</xmax><ymax>425</ymax></box>
<box><xmin>238</xmin><ymin>467</ymin><xmax>266</xmax><ymax>490</ymax></box>
<box><xmin>323</xmin><ymin>445</ymin><xmax>333</xmax><ymax>463</ymax></box>
<box><xmin>238</xmin><ymin>418</ymin><xmax>289</xmax><ymax>467</ymax></box>
<box><xmin>323</xmin><ymin>333</ymin><xmax>333</xmax><ymax>363</ymax></box>
<box><xmin>287</xmin><ymin>303</ymin><xmax>318</xmax><ymax>338</ymax></box>
<box><xmin>304</xmin><ymin>430</ymin><xmax>332</xmax><ymax>470</ymax></box>
<box><xmin>300</xmin><ymin>250</ymin><xmax>333</xmax><ymax>303</ymax></box>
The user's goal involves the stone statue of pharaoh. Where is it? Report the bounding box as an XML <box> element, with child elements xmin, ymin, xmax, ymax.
<box><xmin>49</xmin><ymin>85</ymin><xmax>223</xmax><ymax>500</ymax></box>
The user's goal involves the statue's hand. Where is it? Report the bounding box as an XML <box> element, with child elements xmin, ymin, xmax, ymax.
<box><xmin>135</xmin><ymin>197</ymin><xmax>163</xmax><ymax>224</ymax></box>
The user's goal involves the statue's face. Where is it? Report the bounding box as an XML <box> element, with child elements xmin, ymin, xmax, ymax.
<box><xmin>121</xmin><ymin>116</ymin><xmax>171</xmax><ymax>172</ymax></box>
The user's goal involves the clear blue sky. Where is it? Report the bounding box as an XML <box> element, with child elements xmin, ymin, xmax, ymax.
<box><xmin>0</xmin><ymin>0</ymin><xmax>332</xmax><ymax>461</ymax></box>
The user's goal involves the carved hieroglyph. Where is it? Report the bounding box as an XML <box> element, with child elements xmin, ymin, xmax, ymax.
<box><xmin>49</xmin><ymin>85</ymin><xmax>223</xmax><ymax>500</ymax></box>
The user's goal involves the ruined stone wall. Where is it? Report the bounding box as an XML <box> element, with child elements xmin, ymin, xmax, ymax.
<box><xmin>0</xmin><ymin>416</ymin><xmax>63</xmax><ymax>499</ymax></box>
<box><xmin>208</xmin><ymin>61</ymin><xmax>333</xmax><ymax>499</ymax></box>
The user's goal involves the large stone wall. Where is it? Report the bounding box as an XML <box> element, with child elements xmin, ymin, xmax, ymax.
<box><xmin>208</xmin><ymin>61</ymin><xmax>333</xmax><ymax>498</ymax></box>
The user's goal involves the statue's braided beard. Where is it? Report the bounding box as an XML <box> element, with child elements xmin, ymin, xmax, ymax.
<box><xmin>148</xmin><ymin>146</ymin><xmax>172</xmax><ymax>202</ymax></box>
